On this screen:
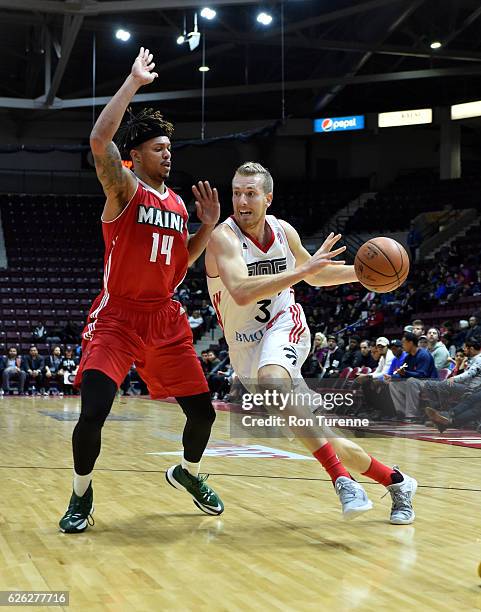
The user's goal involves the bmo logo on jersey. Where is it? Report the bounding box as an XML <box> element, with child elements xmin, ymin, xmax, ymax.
<box><xmin>247</xmin><ymin>257</ymin><xmax>287</xmax><ymax>276</ymax></box>
<box><xmin>235</xmin><ymin>329</ymin><xmax>265</xmax><ymax>343</ymax></box>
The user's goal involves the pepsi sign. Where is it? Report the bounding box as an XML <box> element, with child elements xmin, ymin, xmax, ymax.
<box><xmin>314</xmin><ymin>115</ymin><xmax>365</xmax><ymax>133</ymax></box>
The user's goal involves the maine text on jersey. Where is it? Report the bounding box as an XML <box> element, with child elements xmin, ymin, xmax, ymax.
<box><xmin>247</xmin><ymin>257</ymin><xmax>287</xmax><ymax>276</ymax></box>
<box><xmin>137</xmin><ymin>205</ymin><xmax>185</xmax><ymax>233</ymax></box>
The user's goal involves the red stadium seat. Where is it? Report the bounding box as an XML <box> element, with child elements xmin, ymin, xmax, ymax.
<box><xmin>334</xmin><ymin>367</ymin><xmax>352</xmax><ymax>389</ymax></box>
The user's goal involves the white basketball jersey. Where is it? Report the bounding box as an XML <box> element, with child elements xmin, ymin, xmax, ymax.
<box><xmin>207</xmin><ymin>215</ymin><xmax>298</xmax><ymax>346</ymax></box>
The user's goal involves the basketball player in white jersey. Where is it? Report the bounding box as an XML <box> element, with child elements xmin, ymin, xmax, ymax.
<box><xmin>205</xmin><ymin>162</ymin><xmax>417</xmax><ymax>524</ymax></box>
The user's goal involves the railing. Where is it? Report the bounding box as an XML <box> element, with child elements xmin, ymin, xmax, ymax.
<box><xmin>322</xmin><ymin>217</ymin><xmax>365</xmax><ymax>260</ymax></box>
<box><xmin>419</xmin><ymin>208</ymin><xmax>463</xmax><ymax>242</ymax></box>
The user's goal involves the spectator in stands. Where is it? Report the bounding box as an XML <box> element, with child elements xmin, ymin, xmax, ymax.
<box><xmin>198</xmin><ymin>350</ymin><xmax>210</xmax><ymax>376</ymax></box>
<box><xmin>188</xmin><ymin>309</ymin><xmax>204</xmax><ymax>343</ymax></box>
<box><xmin>127</xmin><ymin>364</ymin><xmax>148</xmax><ymax>395</ymax></box>
<box><xmin>319</xmin><ymin>335</ymin><xmax>344</xmax><ymax>379</ymax></box>
<box><xmin>448</xmin><ymin>349</ymin><xmax>468</xmax><ymax>376</ymax></box>
<box><xmin>200</xmin><ymin>299</ymin><xmax>216</xmax><ymax>332</ymax></box>
<box><xmin>418</xmin><ymin>335</ymin><xmax>428</xmax><ymax>349</ymax></box>
<box><xmin>32</xmin><ymin>320</ymin><xmax>48</xmax><ymax>343</ymax></box>
<box><xmin>367</xmin><ymin>338</ymin><xmax>394</xmax><ymax>380</ymax></box>
<box><xmin>396</xmin><ymin>285</ymin><xmax>418</xmax><ymax>320</ymax></box>
<box><xmin>333</xmin><ymin>297</ymin><xmax>346</xmax><ymax>318</ymax></box>
<box><xmin>208</xmin><ymin>349</ymin><xmax>221</xmax><ymax>365</ymax></box>
<box><xmin>303</xmin><ymin>332</ymin><xmax>327</xmax><ymax>378</ymax></box>
<box><xmin>466</xmin><ymin>315</ymin><xmax>481</xmax><ymax>342</ymax></box>
<box><xmin>120</xmin><ymin>370</ymin><xmax>133</xmax><ymax>396</ymax></box>
<box><xmin>407</xmin><ymin>221</ymin><xmax>422</xmax><ymax>262</ymax></box>
<box><xmin>384</xmin><ymin>340</ymin><xmax>407</xmax><ymax>378</ymax></box>
<box><xmin>217</xmin><ymin>336</ymin><xmax>229</xmax><ymax>361</ymax></box>
<box><xmin>58</xmin><ymin>346</ymin><xmax>79</xmax><ymax>396</ymax></box>
<box><xmin>427</xmin><ymin>328</ymin><xmax>450</xmax><ymax>370</ymax></box>
<box><xmin>204</xmin><ymin>350</ymin><xmax>225</xmax><ymax>398</ymax></box>
<box><xmin>453</xmin><ymin>320</ymin><xmax>470</xmax><ymax>349</ymax></box>
<box><xmin>340</xmin><ymin>335</ymin><xmax>362</xmax><ymax>370</ymax></box>
<box><xmin>45</xmin><ymin>345</ymin><xmax>64</xmax><ymax>393</ymax></box>
<box><xmin>359</xmin><ymin>340</ymin><xmax>378</xmax><ymax>369</ymax></box>
<box><xmin>367</xmin><ymin>304</ymin><xmax>384</xmax><ymax>332</ymax></box>
<box><xmin>1</xmin><ymin>347</ymin><xmax>27</xmax><ymax>396</ymax></box>
<box><xmin>426</xmin><ymin>388</ymin><xmax>481</xmax><ymax>433</ymax></box>
<box><xmin>177</xmin><ymin>283</ymin><xmax>190</xmax><ymax>305</ymax></box>
<box><xmin>62</xmin><ymin>319</ymin><xmax>80</xmax><ymax>345</ymax></box>
<box><xmin>440</xmin><ymin>332</ymin><xmax>456</xmax><ymax>359</ymax></box>
<box><xmin>22</xmin><ymin>345</ymin><xmax>46</xmax><ymax>395</ymax></box>
<box><xmin>357</xmin><ymin>338</ymin><xmax>397</xmax><ymax>419</ymax></box>
<box><xmin>209</xmin><ymin>362</ymin><xmax>234</xmax><ymax>400</ymax></box>
<box><xmin>411</xmin><ymin>320</ymin><xmax>425</xmax><ymax>338</ymax></box>
<box><xmin>424</xmin><ymin>338</ymin><xmax>481</xmax><ymax>415</ymax></box>
<box><xmin>388</xmin><ymin>332</ymin><xmax>438</xmax><ymax>422</ymax></box>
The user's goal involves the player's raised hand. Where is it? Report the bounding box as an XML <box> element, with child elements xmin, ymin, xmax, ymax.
<box><xmin>192</xmin><ymin>181</ymin><xmax>220</xmax><ymax>226</ymax></box>
<box><xmin>304</xmin><ymin>233</ymin><xmax>346</xmax><ymax>276</ymax></box>
<box><xmin>131</xmin><ymin>47</ymin><xmax>158</xmax><ymax>86</ymax></box>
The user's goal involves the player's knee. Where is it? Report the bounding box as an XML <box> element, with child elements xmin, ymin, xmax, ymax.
<box><xmin>178</xmin><ymin>392</ymin><xmax>216</xmax><ymax>426</ymax></box>
<box><xmin>80</xmin><ymin>369</ymin><xmax>117</xmax><ymax>425</ymax></box>
<box><xmin>257</xmin><ymin>370</ymin><xmax>291</xmax><ymax>397</ymax></box>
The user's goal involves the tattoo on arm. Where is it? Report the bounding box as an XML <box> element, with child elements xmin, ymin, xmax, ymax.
<box><xmin>93</xmin><ymin>142</ymin><xmax>126</xmax><ymax>196</ymax></box>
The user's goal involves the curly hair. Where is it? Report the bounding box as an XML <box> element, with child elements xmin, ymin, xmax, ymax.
<box><xmin>115</xmin><ymin>107</ymin><xmax>174</xmax><ymax>158</ymax></box>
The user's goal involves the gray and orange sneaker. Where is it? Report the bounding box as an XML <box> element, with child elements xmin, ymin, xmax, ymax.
<box><xmin>335</xmin><ymin>477</ymin><xmax>373</xmax><ymax>520</ymax></box>
<box><xmin>386</xmin><ymin>468</ymin><xmax>417</xmax><ymax>525</ymax></box>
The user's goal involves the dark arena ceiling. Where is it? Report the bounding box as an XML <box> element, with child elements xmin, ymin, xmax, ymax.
<box><xmin>1</xmin><ymin>0</ymin><xmax>481</xmax><ymax>125</ymax></box>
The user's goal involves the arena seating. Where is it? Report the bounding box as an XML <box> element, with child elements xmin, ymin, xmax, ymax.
<box><xmin>215</xmin><ymin>177</ymin><xmax>369</xmax><ymax>235</ymax></box>
<box><xmin>345</xmin><ymin>173</ymin><xmax>481</xmax><ymax>232</ymax></box>
<box><xmin>0</xmin><ymin>194</ymin><xmax>105</xmax><ymax>354</ymax></box>
<box><xmin>0</xmin><ymin>193</ymin><xmax>214</xmax><ymax>355</ymax></box>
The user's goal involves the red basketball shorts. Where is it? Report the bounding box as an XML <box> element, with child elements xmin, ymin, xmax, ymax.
<box><xmin>75</xmin><ymin>296</ymin><xmax>208</xmax><ymax>398</ymax></box>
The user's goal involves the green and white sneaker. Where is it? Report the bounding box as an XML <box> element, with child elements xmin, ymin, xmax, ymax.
<box><xmin>59</xmin><ymin>483</ymin><xmax>95</xmax><ymax>533</ymax></box>
<box><xmin>166</xmin><ymin>465</ymin><xmax>224</xmax><ymax>516</ymax></box>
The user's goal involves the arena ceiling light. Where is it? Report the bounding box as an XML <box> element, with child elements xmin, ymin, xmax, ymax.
<box><xmin>200</xmin><ymin>7</ymin><xmax>216</xmax><ymax>20</ymax></box>
<box><xmin>257</xmin><ymin>12</ymin><xmax>273</xmax><ymax>26</ymax></box>
<box><xmin>115</xmin><ymin>29</ymin><xmax>131</xmax><ymax>42</ymax></box>
<box><xmin>451</xmin><ymin>100</ymin><xmax>481</xmax><ymax>120</ymax></box>
<box><xmin>378</xmin><ymin>108</ymin><xmax>433</xmax><ymax>128</ymax></box>
<box><xmin>430</xmin><ymin>41</ymin><xmax>442</xmax><ymax>50</ymax></box>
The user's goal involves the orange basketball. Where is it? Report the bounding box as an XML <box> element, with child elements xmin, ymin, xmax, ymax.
<box><xmin>354</xmin><ymin>237</ymin><xmax>410</xmax><ymax>293</ymax></box>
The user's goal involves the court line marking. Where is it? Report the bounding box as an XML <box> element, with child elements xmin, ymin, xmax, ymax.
<box><xmin>0</xmin><ymin>465</ymin><xmax>481</xmax><ymax>492</ymax></box>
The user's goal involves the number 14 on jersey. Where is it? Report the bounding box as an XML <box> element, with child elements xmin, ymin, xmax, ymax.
<box><xmin>150</xmin><ymin>233</ymin><xmax>173</xmax><ymax>265</ymax></box>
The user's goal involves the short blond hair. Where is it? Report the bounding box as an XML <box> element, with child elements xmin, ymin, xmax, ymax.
<box><xmin>235</xmin><ymin>161</ymin><xmax>273</xmax><ymax>194</ymax></box>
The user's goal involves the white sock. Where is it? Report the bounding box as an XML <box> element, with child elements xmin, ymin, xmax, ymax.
<box><xmin>73</xmin><ymin>470</ymin><xmax>92</xmax><ymax>497</ymax></box>
<box><xmin>181</xmin><ymin>458</ymin><xmax>200</xmax><ymax>477</ymax></box>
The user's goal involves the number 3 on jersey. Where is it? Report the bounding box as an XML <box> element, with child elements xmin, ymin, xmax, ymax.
<box><xmin>150</xmin><ymin>232</ymin><xmax>173</xmax><ymax>265</ymax></box>
<box><xmin>255</xmin><ymin>299</ymin><xmax>272</xmax><ymax>323</ymax></box>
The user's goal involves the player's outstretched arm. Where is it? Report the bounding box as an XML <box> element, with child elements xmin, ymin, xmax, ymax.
<box><xmin>187</xmin><ymin>181</ymin><xmax>220</xmax><ymax>266</ymax></box>
<box><xmin>279</xmin><ymin>220</ymin><xmax>358</xmax><ymax>286</ymax></box>
<box><xmin>90</xmin><ymin>47</ymin><xmax>158</xmax><ymax>221</ymax></box>
<box><xmin>209</xmin><ymin>225</ymin><xmax>344</xmax><ymax>305</ymax></box>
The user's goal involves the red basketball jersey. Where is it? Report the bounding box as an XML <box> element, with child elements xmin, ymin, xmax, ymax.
<box><xmin>95</xmin><ymin>177</ymin><xmax>189</xmax><ymax>305</ymax></box>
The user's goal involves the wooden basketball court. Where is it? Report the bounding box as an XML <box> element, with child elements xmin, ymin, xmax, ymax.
<box><xmin>1</xmin><ymin>395</ymin><xmax>480</xmax><ymax>611</ymax></box>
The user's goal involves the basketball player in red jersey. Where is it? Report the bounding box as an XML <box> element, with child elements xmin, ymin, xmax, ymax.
<box><xmin>59</xmin><ymin>48</ymin><xmax>223</xmax><ymax>533</ymax></box>
<box><xmin>206</xmin><ymin>162</ymin><xmax>417</xmax><ymax>523</ymax></box>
